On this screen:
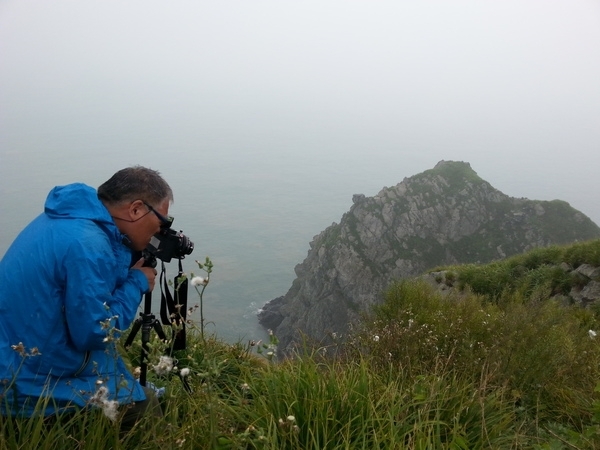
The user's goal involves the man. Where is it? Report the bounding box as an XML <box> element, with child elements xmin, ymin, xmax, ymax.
<box><xmin>0</xmin><ymin>166</ymin><xmax>170</xmax><ymax>427</ymax></box>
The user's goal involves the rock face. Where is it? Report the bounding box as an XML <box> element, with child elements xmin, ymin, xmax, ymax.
<box><xmin>259</xmin><ymin>161</ymin><xmax>600</xmax><ymax>354</ymax></box>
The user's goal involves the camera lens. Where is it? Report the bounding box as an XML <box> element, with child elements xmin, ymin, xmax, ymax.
<box><xmin>179</xmin><ymin>235</ymin><xmax>194</xmax><ymax>257</ymax></box>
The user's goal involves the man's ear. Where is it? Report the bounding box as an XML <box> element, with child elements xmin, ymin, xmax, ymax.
<box><xmin>128</xmin><ymin>199</ymin><xmax>146</xmax><ymax>220</ymax></box>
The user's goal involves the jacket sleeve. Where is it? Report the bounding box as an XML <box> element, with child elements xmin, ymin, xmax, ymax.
<box><xmin>62</xmin><ymin>231</ymin><xmax>148</xmax><ymax>352</ymax></box>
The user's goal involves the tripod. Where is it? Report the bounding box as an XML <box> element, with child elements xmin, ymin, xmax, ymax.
<box><xmin>124</xmin><ymin>256</ymin><xmax>191</xmax><ymax>393</ymax></box>
<box><xmin>124</xmin><ymin>290</ymin><xmax>167</xmax><ymax>387</ymax></box>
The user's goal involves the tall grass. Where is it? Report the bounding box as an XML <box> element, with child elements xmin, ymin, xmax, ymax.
<box><xmin>351</xmin><ymin>277</ymin><xmax>600</xmax><ymax>448</ymax></box>
<box><xmin>3</xmin><ymin>241</ymin><xmax>600</xmax><ymax>448</ymax></box>
<box><xmin>2</xmin><ymin>324</ymin><xmax>599</xmax><ymax>449</ymax></box>
<box><xmin>363</xmin><ymin>280</ymin><xmax>600</xmax><ymax>399</ymax></box>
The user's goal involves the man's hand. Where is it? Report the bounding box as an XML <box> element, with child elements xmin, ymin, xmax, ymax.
<box><xmin>131</xmin><ymin>257</ymin><xmax>157</xmax><ymax>292</ymax></box>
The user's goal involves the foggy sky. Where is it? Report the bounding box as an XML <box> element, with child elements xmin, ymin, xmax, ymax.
<box><xmin>1</xmin><ymin>0</ymin><xmax>600</xmax><ymax>223</ymax></box>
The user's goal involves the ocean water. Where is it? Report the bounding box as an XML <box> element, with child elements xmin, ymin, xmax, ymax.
<box><xmin>0</xmin><ymin>119</ymin><xmax>417</xmax><ymax>345</ymax></box>
<box><xmin>2</xmin><ymin>111</ymin><xmax>600</xmax><ymax>345</ymax></box>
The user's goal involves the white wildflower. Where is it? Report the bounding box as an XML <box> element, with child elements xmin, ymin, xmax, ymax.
<box><xmin>10</xmin><ymin>342</ymin><xmax>26</xmax><ymax>356</ymax></box>
<box><xmin>102</xmin><ymin>400</ymin><xmax>120</xmax><ymax>421</ymax></box>
<box><xmin>590</xmin><ymin>330</ymin><xmax>597</xmax><ymax>339</ymax></box>
<box><xmin>191</xmin><ymin>276</ymin><xmax>208</xmax><ymax>286</ymax></box>
<box><xmin>90</xmin><ymin>385</ymin><xmax>109</xmax><ymax>403</ymax></box>
<box><xmin>153</xmin><ymin>355</ymin><xmax>174</xmax><ymax>376</ymax></box>
<box><xmin>287</xmin><ymin>415</ymin><xmax>296</xmax><ymax>422</ymax></box>
<box><xmin>180</xmin><ymin>367</ymin><xmax>191</xmax><ymax>377</ymax></box>
<box><xmin>373</xmin><ymin>335</ymin><xmax>380</xmax><ymax>342</ymax></box>
<box><xmin>88</xmin><ymin>385</ymin><xmax>120</xmax><ymax>422</ymax></box>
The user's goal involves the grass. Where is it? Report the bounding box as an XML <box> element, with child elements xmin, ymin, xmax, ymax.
<box><xmin>441</xmin><ymin>239</ymin><xmax>600</xmax><ymax>300</ymax></box>
<box><xmin>3</xmin><ymin>240</ymin><xmax>600</xmax><ymax>448</ymax></box>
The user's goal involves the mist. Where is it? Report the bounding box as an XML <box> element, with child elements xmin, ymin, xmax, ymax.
<box><xmin>1</xmin><ymin>1</ymin><xmax>599</xmax><ymax>341</ymax></box>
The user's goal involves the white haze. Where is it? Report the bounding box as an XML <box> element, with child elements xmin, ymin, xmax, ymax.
<box><xmin>1</xmin><ymin>1</ymin><xmax>599</xmax><ymax>217</ymax></box>
<box><xmin>1</xmin><ymin>1</ymin><xmax>599</xmax><ymax>341</ymax></box>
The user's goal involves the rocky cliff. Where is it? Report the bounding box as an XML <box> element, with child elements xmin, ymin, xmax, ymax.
<box><xmin>258</xmin><ymin>161</ymin><xmax>600</xmax><ymax>354</ymax></box>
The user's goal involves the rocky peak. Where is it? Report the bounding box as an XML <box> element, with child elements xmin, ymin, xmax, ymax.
<box><xmin>258</xmin><ymin>161</ymin><xmax>600</xmax><ymax>355</ymax></box>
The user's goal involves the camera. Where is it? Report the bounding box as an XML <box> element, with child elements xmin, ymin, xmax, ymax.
<box><xmin>145</xmin><ymin>227</ymin><xmax>194</xmax><ymax>262</ymax></box>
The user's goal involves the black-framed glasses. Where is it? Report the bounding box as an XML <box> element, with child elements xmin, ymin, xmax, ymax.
<box><xmin>143</xmin><ymin>201</ymin><xmax>174</xmax><ymax>229</ymax></box>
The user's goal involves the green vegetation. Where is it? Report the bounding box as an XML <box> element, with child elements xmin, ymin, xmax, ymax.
<box><xmin>528</xmin><ymin>200</ymin><xmax>600</xmax><ymax>243</ymax></box>
<box><xmin>441</xmin><ymin>239</ymin><xmax>600</xmax><ymax>301</ymax></box>
<box><xmin>411</xmin><ymin>161</ymin><xmax>485</xmax><ymax>197</ymax></box>
<box><xmin>321</xmin><ymin>223</ymin><xmax>342</xmax><ymax>249</ymax></box>
<box><xmin>3</xmin><ymin>241</ymin><xmax>600</xmax><ymax>448</ymax></box>
<box><xmin>353</xmin><ymin>279</ymin><xmax>600</xmax><ymax>442</ymax></box>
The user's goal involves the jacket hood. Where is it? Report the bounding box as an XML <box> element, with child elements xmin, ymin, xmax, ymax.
<box><xmin>44</xmin><ymin>183</ymin><xmax>114</xmax><ymax>225</ymax></box>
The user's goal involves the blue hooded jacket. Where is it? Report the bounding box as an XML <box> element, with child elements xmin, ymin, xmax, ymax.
<box><xmin>0</xmin><ymin>183</ymin><xmax>148</xmax><ymax>416</ymax></box>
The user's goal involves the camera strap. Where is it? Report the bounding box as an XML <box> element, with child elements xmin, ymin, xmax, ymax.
<box><xmin>159</xmin><ymin>259</ymin><xmax>188</xmax><ymax>351</ymax></box>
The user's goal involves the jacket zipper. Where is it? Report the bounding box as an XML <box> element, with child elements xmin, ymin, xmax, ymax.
<box><xmin>74</xmin><ymin>351</ymin><xmax>91</xmax><ymax>377</ymax></box>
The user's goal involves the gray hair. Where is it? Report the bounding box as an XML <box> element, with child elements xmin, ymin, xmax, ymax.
<box><xmin>97</xmin><ymin>166</ymin><xmax>173</xmax><ymax>206</ymax></box>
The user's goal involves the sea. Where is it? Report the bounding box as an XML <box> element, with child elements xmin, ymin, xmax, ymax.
<box><xmin>2</xmin><ymin>116</ymin><xmax>599</xmax><ymax>345</ymax></box>
<box><xmin>0</xmin><ymin>118</ymin><xmax>429</xmax><ymax>345</ymax></box>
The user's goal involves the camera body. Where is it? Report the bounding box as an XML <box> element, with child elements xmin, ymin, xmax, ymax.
<box><xmin>145</xmin><ymin>227</ymin><xmax>194</xmax><ymax>262</ymax></box>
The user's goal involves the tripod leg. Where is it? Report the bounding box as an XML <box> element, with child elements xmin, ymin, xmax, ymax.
<box><xmin>139</xmin><ymin>322</ymin><xmax>151</xmax><ymax>387</ymax></box>
<box><xmin>152</xmin><ymin>319</ymin><xmax>168</xmax><ymax>342</ymax></box>
<box><xmin>124</xmin><ymin>318</ymin><xmax>142</xmax><ymax>348</ymax></box>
